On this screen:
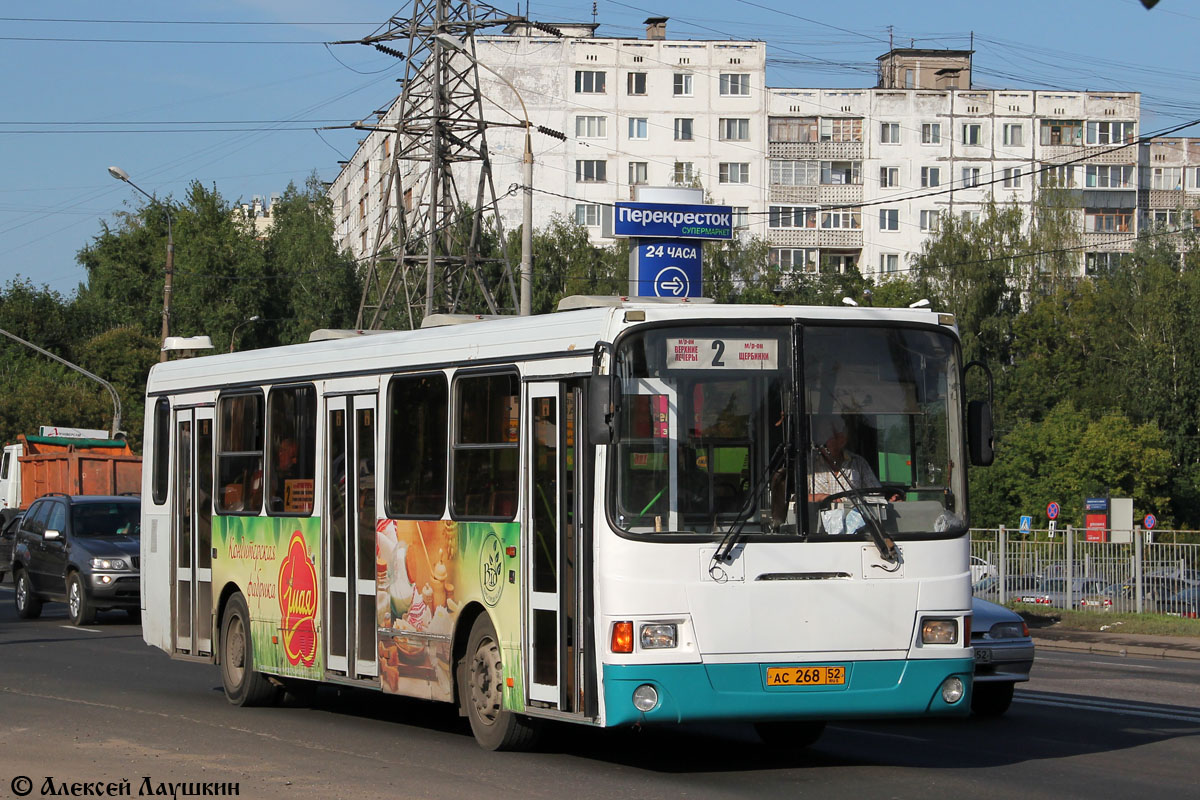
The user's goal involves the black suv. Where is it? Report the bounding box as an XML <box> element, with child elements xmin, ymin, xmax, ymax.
<box><xmin>11</xmin><ymin>494</ymin><xmax>140</xmax><ymax>625</ymax></box>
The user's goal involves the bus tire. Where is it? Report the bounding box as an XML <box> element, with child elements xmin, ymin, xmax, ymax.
<box><xmin>754</xmin><ymin>720</ymin><xmax>826</xmax><ymax>750</ymax></box>
<box><xmin>459</xmin><ymin>613</ymin><xmax>539</xmax><ymax>751</ymax></box>
<box><xmin>14</xmin><ymin>569</ymin><xmax>42</xmax><ymax>619</ymax></box>
<box><xmin>220</xmin><ymin>592</ymin><xmax>281</xmax><ymax>707</ymax></box>
<box><xmin>971</xmin><ymin>682</ymin><xmax>1014</xmax><ymax>716</ymax></box>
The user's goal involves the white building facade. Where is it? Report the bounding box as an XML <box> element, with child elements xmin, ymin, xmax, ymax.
<box><xmin>329</xmin><ymin>24</ymin><xmax>1145</xmax><ymax>283</ymax></box>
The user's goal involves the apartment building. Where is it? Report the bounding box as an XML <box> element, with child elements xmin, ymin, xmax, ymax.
<box><xmin>329</xmin><ymin>25</ymin><xmax>1145</xmax><ymax>283</ymax></box>
<box><xmin>1137</xmin><ymin>137</ymin><xmax>1200</xmax><ymax>267</ymax></box>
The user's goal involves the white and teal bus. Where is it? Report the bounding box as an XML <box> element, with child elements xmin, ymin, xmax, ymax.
<box><xmin>140</xmin><ymin>298</ymin><xmax>993</xmax><ymax>750</ymax></box>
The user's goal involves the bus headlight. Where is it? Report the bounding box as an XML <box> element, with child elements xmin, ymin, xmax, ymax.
<box><xmin>639</xmin><ymin>623</ymin><xmax>677</xmax><ymax>650</ymax></box>
<box><xmin>940</xmin><ymin>677</ymin><xmax>965</xmax><ymax>704</ymax></box>
<box><xmin>632</xmin><ymin>684</ymin><xmax>659</xmax><ymax>712</ymax></box>
<box><xmin>921</xmin><ymin>618</ymin><xmax>959</xmax><ymax>644</ymax></box>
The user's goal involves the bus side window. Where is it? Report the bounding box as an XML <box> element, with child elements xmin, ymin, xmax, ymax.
<box><xmin>216</xmin><ymin>392</ymin><xmax>264</xmax><ymax>515</ymax></box>
<box><xmin>386</xmin><ymin>373</ymin><xmax>448</xmax><ymax>519</ymax></box>
<box><xmin>266</xmin><ymin>385</ymin><xmax>316</xmax><ymax>516</ymax></box>
<box><xmin>451</xmin><ymin>372</ymin><xmax>518</xmax><ymax>520</ymax></box>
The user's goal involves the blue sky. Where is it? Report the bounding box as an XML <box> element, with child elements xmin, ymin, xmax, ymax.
<box><xmin>0</xmin><ymin>0</ymin><xmax>1194</xmax><ymax>295</ymax></box>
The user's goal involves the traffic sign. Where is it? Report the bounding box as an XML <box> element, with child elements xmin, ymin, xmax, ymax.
<box><xmin>1019</xmin><ymin>515</ymin><xmax>1032</xmax><ymax>534</ymax></box>
<box><xmin>1048</xmin><ymin>519</ymin><xmax>1057</xmax><ymax>537</ymax></box>
<box><xmin>1046</xmin><ymin>502</ymin><xmax>1060</xmax><ymax>520</ymax></box>
<box><xmin>1144</xmin><ymin>513</ymin><xmax>1157</xmax><ymax>530</ymax></box>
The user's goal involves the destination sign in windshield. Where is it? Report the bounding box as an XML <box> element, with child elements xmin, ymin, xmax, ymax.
<box><xmin>666</xmin><ymin>338</ymin><xmax>779</xmax><ymax>370</ymax></box>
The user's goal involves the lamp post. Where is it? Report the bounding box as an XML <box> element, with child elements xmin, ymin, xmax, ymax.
<box><xmin>435</xmin><ymin>33</ymin><xmax>533</xmax><ymax>316</ymax></box>
<box><xmin>108</xmin><ymin>166</ymin><xmax>174</xmax><ymax>361</ymax></box>
<box><xmin>0</xmin><ymin>326</ymin><xmax>122</xmax><ymax>438</ymax></box>
<box><xmin>229</xmin><ymin>315</ymin><xmax>260</xmax><ymax>353</ymax></box>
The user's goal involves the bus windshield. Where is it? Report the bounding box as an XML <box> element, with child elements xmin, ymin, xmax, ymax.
<box><xmin>611</xmin><ymin>323</ymin><xmax>967</xmax><ymax>540</ymax></box>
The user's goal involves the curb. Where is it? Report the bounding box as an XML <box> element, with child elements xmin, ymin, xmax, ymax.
<box><xmin>1032</xmin><ymin>636</ymin><xmax>1200</xmax><ymax>661</ymax></box>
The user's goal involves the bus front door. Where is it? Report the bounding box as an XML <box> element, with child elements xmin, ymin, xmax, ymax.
<box><xmin>526</xmin><ymin>382</ymin><xmax>593</xmax><ymax>715</ymax></box>
<box><xmin>172</xmin><ymin>407</ymin><xmax>214</xmax><ymax>658</ymax></box>
<box><xmin>323</xmin><ymin>394</ymin><xmax>379</xmax><ymax>681</ymax></box>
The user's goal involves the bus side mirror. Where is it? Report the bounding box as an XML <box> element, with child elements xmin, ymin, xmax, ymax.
<box><xmin>968</xmin><ymin>400</ymin><xmax>994</xmax><ymax>466</ymax></box>
<box><xmin>587</xmin><ymin>375</ymin><xmax>614</xmax><ymax>445</ymax></box>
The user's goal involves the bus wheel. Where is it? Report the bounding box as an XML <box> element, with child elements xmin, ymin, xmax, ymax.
<box><xmin>459</xmin><ymin>613</ymin><xmax>539</xmax><ymax>751</ymax></box>
<box><xmin>754</xmin><ymin>720</ymin><xmax>826</xmax><ymax>750</ymax></box>
<box><xmin>220</xmin><ymin>592</ymin><xmax>281</xmax><ymax>707</ymax></box>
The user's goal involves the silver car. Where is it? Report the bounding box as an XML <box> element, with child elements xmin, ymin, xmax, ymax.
<box><xmin>971</xmin><ymin>597</ymin><xmax>1035</xmax><ymax>715</ymax></box>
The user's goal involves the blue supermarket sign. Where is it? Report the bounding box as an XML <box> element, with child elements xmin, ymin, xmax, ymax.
<box><xmin>613</xmin><ymin>202</ymin><xmax>734</xmax><ymax>240</ymax></box>
<box><xmin>633</xmin><ymin>239</ymin><xmax>702</xmax><ymax>298</ymax></box>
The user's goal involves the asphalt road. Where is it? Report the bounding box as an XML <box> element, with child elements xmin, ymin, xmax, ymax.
<box><xmin>1</xmin><ymin>583</ymin><xmax>1198</xmax><ymax>800</ymax></box>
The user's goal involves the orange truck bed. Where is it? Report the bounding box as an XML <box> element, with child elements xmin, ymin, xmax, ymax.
<box><xmin>18</xmin><ymin>434</ymin><xmax>142</xmax><ymax>501</ymax></box>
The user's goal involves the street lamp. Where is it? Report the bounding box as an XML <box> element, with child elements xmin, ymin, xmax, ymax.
<box><xmin>108</xmin><ymin>166</ymin><xmax>175</xmax><ymax>361</ymax></box>
<box><xmin>229</xmin><ymin>315</ymin><xmax>261</xmax><ymax>352</ymax></box>
<box><xmin>435</xmin><ymin>33</ymin><xmax>533</xmax><ymax>316</ymax></box>
<box><xmin>0</xmin><ymin>327</ymin><xmax>122</xmax><ymax>438</ymax></box>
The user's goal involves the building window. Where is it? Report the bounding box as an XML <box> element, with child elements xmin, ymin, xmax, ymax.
<box><xmin>879</xmin><ymin>167</ymin><xmax>900</xmax><ymax>188</ymax></box>
<box><xmin>820</xmin><ymin>210</ymin><xmax>861</xmax><ymax>229</ymax></box>
<box><xmin>962</xmin><ymin>123</ymin><xmax>982</xmax><ymax>146</ymax></box>
<box><xmin>821</xmin><ymin>252</ymin><xmax>858</xmax><ymax>273</ymax></box>
<box><xmin>627</xmin><ymin>72</ymin><xmax>647</xmax><ymax>95</ymax></box>
<box><xmin>1085</xmin><ymin>209</ymin><xmax>1132</xmax><ymax>233</ymax></box>
<box><xmin>732</xmin><ymin>206</ymin><xmax>750</xmax><ymax>229</ymax></box>
<box><xmin>673</xmin><ymin>73</ymin><xmax>693</xmax><ymax>96</ymax></box>
<box><xmin>961</xmin><ymin>167</ymin><xmax>982</xmax><ymax>188</ymax></box>
<box><xmin>1151</xmin><ymin>167</ymin><xmax>1183</xmax><ymax>191</ymax></box>
<box><xmin>719</xmin><ymin>73</ymin><xmax>750</xmax><ymax>96</ymax></box>
<box><xmin>1002</xmin><ymin>167</ymin><xmax>1022</xmax><ymax>188</ymax></box>
<box><xmin>770</xmin><ymin>248</ymin><xmax>818</xmax><ymax>273</ymax></box>
<box><xmin>769</xmin><ymin>117</ymin><xmax>817</xmax><ymax>142</ymax></box>
<box><xmin>880</xmin><ymin>253</ymin><xmax>900</xmax><ymax>273</ymax></box>
<box><xmin>768</xmin><ymin>206</ymin><xmax>817</xmax><ymax>229</ymax></box>
<box><xmin>821</xmin><ymin>160</ymin><xmax>861</xmax><ymax>185</ymax></box>
<box><xmin>1087</xmin><ymin>120</ymin><xmax>1135</xmax><ymax>145</ymax></box>
<box><xmin>921</xmin><ymin>122</ymin><xmax>941</xmax><ymax>144</ymax></box>
<box><xmin>770</xmin><ymin>160</ymin><xmax>819</xmax><ymax>186</ymax></box>
<box><xmin>820</xmin><ymin>118</ymin><xmax>863</xmax><ymax>143</ymax></box>
<box><xmin>575</xmin><ymin>203</ymin><xmax>601</xmax><ymax>226</ymax></box>
<box><xmin>576</xmin><ymin>159</ymin><xmax>607</xmax><ymax>183</ymax></box>
<box><xmin>719</xmin><ymin>162</ymin><xmax>750</xmax><ymax>184</ymax></box>
<box><xmin>920</xmin><ymin>209</ymin><xmax>940</xmax><ymax>232</ymax></box>
<box><xmin>1040</xmin><ymin>119</ymin><xmax>1084</xmax><ymax>146</ymax></box>
<box><xmin>1085</xmin><ymin>165</ymin><xmax>1134</xmax><ymax>188</ymax></box>
<box><xmin>674</xmin><ymin>118</ymin><xmax>694</xmax><ymax>141</ymax></box>
<box><xmin>921</xmin><ymin>166</ymin><xmax>941</xmax><ymax>188</ymax></box>
<box><xmin>904</xmin><ymin>69</ymin><xmax>914</xmax><ymax>89</ymax></box>
<box><xmin>451</xmin><ymin>372</ymin><xmax>519</xmax><ymax>520</ymax></box>
<box><xmin>574</xmin><ymin>70</ymin><xmax>606</xmax><ymax>94</ymax></box>
<box><xmin>1085</xmin><ymin>251</ymin><xmax>1126</xmax><ymax>274</ymax></box>
<box><xmin>1041</xmin><ymin>164</ymin><xmax>1077</xmax><ymax>188</ymax></box>
<box><xmin>1002</xmin><ymin>123</ymin><xmax>1024</xmax><ymax>147</ymax></box>
<box><xmin>879</xmin><ymin>208</ymin><xmax>899</xmax><ymax>231</ymax></box>
<box><xmin>673</xmin><ymin>162</ymin><xmax>696</xmax><ymax>184</ymax></box>
<box><xmin>1147</xmin><ymin>209</ymin><xmax>1183</xmax><ymax>229</ymax></box>
<box><xmin>880</xmin><ymin>122</ymin><xmax>901</xmax><ymax>144</ymax></box>
<box><xmin>628</xmin><ymin>161</ymin><xmax>648</xmax><ymax>185</ymax></box>
<box><xmin>961</xmin><ymin>210</ymin><xmax>980</xmax><ymax>225</ymax></box>
<box><xmin>386</xmin><ymin>374</ymin><xmax>448</xmax><ymax>518</ymax></box>
<box><xmin>575</xmin><ymin>115</ymin><xmax>607</xmax><ymax>139</ymax></box>
<box><xmin>1189</xmin><ymin>167</ymin><xmax>1200</xmax><ymax>190</ymax></box>
<box><xmin>720</xmin><ymin>118</ymin><xmax>750</xmax><ymax>141</ymax></box>
<box><xmin>628</xmin><ymin>117</ymin><xmax>648</xmax><ymax>140</ymax></box>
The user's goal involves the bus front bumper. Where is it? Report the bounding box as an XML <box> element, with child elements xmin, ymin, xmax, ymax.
<box><xmin>601</xmin><ymin>658</ymin><xmax>973</xmax><ymax>728</ymax></box>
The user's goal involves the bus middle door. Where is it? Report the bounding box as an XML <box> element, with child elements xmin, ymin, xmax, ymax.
<box><xmin>526</xmin><ymin>381</ymin><xmax>593</xmax><ymax>716</ymax></box>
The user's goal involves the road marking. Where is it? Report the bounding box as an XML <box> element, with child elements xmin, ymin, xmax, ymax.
<box><xmin>60</xmin><ymin>625</ymin><xmax>102</xmax><ymax>633</ymax></box>
<box><xmin>1038</xmin><ymin>656</ymin><xmax>1162</xmax><ymax>670</ymax></box>
<box><xmin>1018</xmin><ymin>692</ymin><xmax>1200</xmax><ymax>724</ymax></box>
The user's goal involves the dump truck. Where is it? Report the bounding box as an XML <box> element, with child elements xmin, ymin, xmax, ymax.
<box><xmin>0</xmin><ymin>427</ymin><xmax>141</xmax><ymax>523</ymax></box>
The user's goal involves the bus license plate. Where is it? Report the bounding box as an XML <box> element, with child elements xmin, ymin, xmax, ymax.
<box><xmin>766</xmin><ymin>666</ymin><xmax>845</xmax><ymax>687</ymax></box>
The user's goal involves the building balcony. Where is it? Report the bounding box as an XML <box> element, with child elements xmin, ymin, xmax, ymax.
<box><xmin>1082</xmin><ymin>230</ymin><xmax>1134</xmax><ymax>250</ymax></box>
<box><xmin>767</xmin><ymin>141</ymin><xmax>864</xmax><ymax>160</ymax></box>
<box><xmin>1039</xmin><ymin>144</ymin><xmax>1136</xmax><ymax>165</ymax></box>
<box><xmin>769</xmin><ymin>185</ymin><xmax>819</xmax><ymax>204</ymax></box>
<box><xmin>818</xmin><ymin>184</ymin><xmax>863</xmax><ymax>205</ymax></box>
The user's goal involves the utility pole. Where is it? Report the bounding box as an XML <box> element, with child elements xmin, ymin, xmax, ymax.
<box><xmin>340</xmin><ymin>1</ymin><xmax>557</xmax><ymax>329</ymax></box>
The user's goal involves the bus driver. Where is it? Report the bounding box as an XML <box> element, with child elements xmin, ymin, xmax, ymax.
<box><xmin>808</xmin><ymin>414</ymin><xmax>882</xmax><ymax>503</ymax></box>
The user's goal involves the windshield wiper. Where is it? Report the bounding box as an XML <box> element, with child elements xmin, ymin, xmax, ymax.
<box><xmin>814</xmin><ymin>445</ymin><xmax>900</xmax><ymax>566</ymax></box>
<box><xmin>712</xmin><ymin>437</ymin><xmax>791</xmax><ymax>565</ymax></box>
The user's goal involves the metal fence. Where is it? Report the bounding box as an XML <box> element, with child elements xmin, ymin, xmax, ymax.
<box><xmin>970</xmin><ymin>527</ymin><xmax>1200</xmax><ymax>616</ymax></box>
